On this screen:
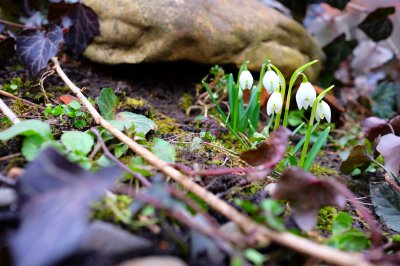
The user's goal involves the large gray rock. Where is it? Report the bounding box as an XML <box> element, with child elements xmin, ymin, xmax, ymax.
<box><xmin>83</xmin><ymin>0</ymin><xmax>322</xmax><ymax>80</ymax></box>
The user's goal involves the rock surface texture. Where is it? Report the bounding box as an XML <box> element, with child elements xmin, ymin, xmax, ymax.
<box><xmin>83</xmin><ymin>0</ymin><xmax>322</xmax><ymax>79</ymax></box>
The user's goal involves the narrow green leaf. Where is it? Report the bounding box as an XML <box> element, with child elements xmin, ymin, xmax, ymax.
<box><xmin>304</xmin><ymin>126</ymin><xmax>330</xmax><ymax>171</ymax></box>
<box><xmin>288</xmin><ymin>60</ymin><xmax>319</xmax><ymax>90</ymax></box>
<box><xmin>293</xmin><ymin>123</ymin><xmax>319</xmax><ymax>153</ymax></box>
<box><xmin>202</xmin><ymin>81</ymin><xmax>227</xmax><ymax>122</ymax></box>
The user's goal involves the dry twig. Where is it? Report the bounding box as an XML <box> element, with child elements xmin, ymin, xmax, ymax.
<box><xmin>51</xmin><ymin>57</ymin><xmax>373</xmax><ymax>266</ymax></box>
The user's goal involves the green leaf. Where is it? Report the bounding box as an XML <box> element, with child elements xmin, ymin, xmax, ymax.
<box><xmin>22</xmin><ymin>135</ymin><xmax>45</xmax><ymax>161</ymax></box>
<box><xmin>114</xmin><ymin>143</ymin><xmax>128</xmax><ymax>158</ymax></box>
<box><xmin>113</xmin><ymin>112</ymin><xmax>157</xmax><ymax>136</ymax></box>
<box><xmin>332</xmin><ymin>212</ymin><xmax>352</xmax><ymax>236</ymax></box>
<box><xmin>0</xmin><ymin>120</ymin><xmax>53</xmax><ymax>141</ymax></box>
<box><xmin>288</xmin><ymin>60</ymin><xmax>319</xmax><ymax>93</ymax></box>
<box><xmin>96</xmin><ymin>87</ymin><xmax>119</xmax><ymax>120</ymax></box>
<box><xmin>151</xmin><ymin>138</ymin><xmax>176</xmax><ymax>163</ymax></box>
<box><xmin>370</xmin><ymin>182</ymin><xmax>400</xmax><ymax>232</ymax></box>
<box><xmin>244</xmin><ymin>249</ymin><xmax>265</xmax><ymax>266</ymax></box>
<box><xmin>68</xmin><ymin>101</ymin><xmax>81</xmax><ymax>110</ymax></box>
<box><xmin>328</xmin><ymin>230</ymin><xmax>370</xmax><ymax>252</ymax></box>
<box><xmin>61</xmin><ymin>131</ymin><xmax>94</xmax><ymax>155</ymax></box>
<box><xmin>371</xmin><ymin>82</ymin><xmax>399</xmax><ymax>119</ymax></box>
<box><xmin>304</xmin><ymin>126</ymin><xmax>330</xmax><ymax>171</ymax></box>
<box><xmin>340</xmin><ymin>144</ymin><xmax>373</xmax><ymax>175</ymax></box>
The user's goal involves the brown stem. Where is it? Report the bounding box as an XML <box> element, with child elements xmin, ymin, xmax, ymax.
<box><xmin>51</xmin><ymin>57</ymin><xmax>373</xmax><ymax>266</ymax></box>
<box><xmin>384</xmin><ymin>173</ymin><xmax>400</xmax><ymax>194</ymax></box>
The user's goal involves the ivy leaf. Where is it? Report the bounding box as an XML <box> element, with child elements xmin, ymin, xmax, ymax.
<box><xmin>340</xmin><ymin>145</ymin><xmax>373</xmax><ymax>175</ymax></box>
<box><xmin>63</xmin><ymin>3</ymin><xmax>100</xmax><ymax>57</ymax></box>
<box><xmin>376</xmin><ymin>134</ymin><xmax>400</xmax><ymax>177</ymax></box>
<box><xmin>16</xmin><ymin>24</ymin><xmax>63</xmax><ymax>76</ymax></box>
<box><xmin>96</xmin><ymin>87</ymin><xmax>119</xmax><ymax>120</ymax></box>
<box><xmin>0</xmin><ymin>120</ymin><xmax>53</xmax><ymax>142</ymax></box>
<box><xmin>272</xmin><ymin>167</ymin><xmax>346</xmax><ymax>231</ymax></box>
<box><xmin>370</xmin><ymin>182</ymin><xmax>400</xmax><ymax>232</ymax></box>
<box><xmin>371</xmin><ymin>82</ymin><xmax>399</xmax><ymax>119</ymax></box>
<box><xmin>10</xmin><ymin>148</ymin><xmax>120</xmax><ymax>266</ymax></box>
<box><xmin>60</xmin><ymin>131</ymin><xmax>94</xmax><ymax>155</ymax></box>
<box><xmin>359</xmin><ymin>7</ymin><xmax>395</xmax><ymax>42</ymax></box>
<box><xmin>0</xmin><ymin>37</ymin><xmax>16</xmax><ymax>67</ymax></box>
<box><xmin>151</xmin><ymin>138</ymin><xmax>176</xmax><ymax>163</ymax></box>
<box><xmin>114</xmin><ymin>112</ymin><xmax>157</xmax><ymax>136</ymax></box>
<box><xmin>240</xmin><ymin>127</ymin><xmax>290</xmax><ymax>167</ymax></box>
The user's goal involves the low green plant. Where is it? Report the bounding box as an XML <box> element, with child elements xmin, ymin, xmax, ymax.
<box><xmin>45</xmin><ymin>100</ymin><xmax>91</xmax><ymax>129</ymax></box>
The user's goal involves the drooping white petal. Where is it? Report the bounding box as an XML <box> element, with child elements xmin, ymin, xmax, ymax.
<box><xmin>263</xmin><ymin>70</ymin><xmax>280</xmax><ymax>94</ymax></box>
<box><xmin>296</xmin><ymin>82</ymin><xmax>316</xmax><ymax>110</ymax></box>
<box><xmin>315</xmin><ymin>100</ymin><xmax>331</xmax><ymax>123</ymax></box>
<box><xmin>266</xmin><ymin>91</ymin><xmax>283</xmax><ymax>116</ymax></box>
<box><xmin>239</xmin><ymin>70</ymin><xmax>253</xmax><ymax>90</ymax></box>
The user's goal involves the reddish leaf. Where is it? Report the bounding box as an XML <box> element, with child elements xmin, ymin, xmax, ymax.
<box><xmin>376</xmin><ymin>134</ymin><xmax>400</xmax><ymax>177</ymax></box>
<box><xmin>340</xmin><ymin>144</ymin><xmax>373</xmax><ymax>174</ymax></box>
<box><xmin>361</xmin><ymin>116</ymin><xmax>391</xmax><ymax>141</ymax></box>
<box><xmin>10</xmin><ymin>148</ymin><xmax>120</xmax><ymax>266</ymax></box>
<box><xmin>16</xmin><ymin>24</ymin><xmax>63</xmax><ymax>76</ymax></box>
<box><xmin>272</xmin><ymin>168</ymin><xmax>346</xmax><ymax>231</ymax></box>
<box><xmin>240</xmin><ymin>127</ymin><xmax>291</xmax><ymax>167</ymax></box>
<box><xmin>64</xmin><ymin>3</ymin><xmax>100</xmax><ymax>57</ymax></box>
<box><xmin>59</xmin><ymin>94</ymin><xmax>79</xmax><ymax>105</ymax></box>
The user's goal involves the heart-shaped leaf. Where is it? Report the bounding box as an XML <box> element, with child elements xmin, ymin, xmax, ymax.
<box><xmin>359</xmin><ymin>7</ymin><xmax>395</xmax><ymax>42</ymax></box>
<box><xmin>16</xmin><ymin>24</ymin><xmax>63</xmax><ymax>76</ymax></box>
<box><xmin>96</xmin><ymin>87</ymin><xmax>119</xmax><ymax>120</ymax></box>
<box><xmin>376</xmin><ymin>133</ymin><xmax>400</xmax><ymax>177</ymax></box>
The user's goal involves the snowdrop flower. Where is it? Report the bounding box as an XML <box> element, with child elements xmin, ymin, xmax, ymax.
<box><xmin>266</xmin><ymin>91</ymin><xmax>283</xmax><ymax>116</ymax></box>
<box><xmin>239</xmin><ymin>70</ymin><xmax>253</xmax><ymax>90</ymax></box>
<box><xmin>263</xmin><ymin>70</ymin><xmax>280</xmax><ymax>94</ymax></box>
<box><xmin>315</xmin><ymin>100</ymin><xmax>331</xmax><ymax>123</ymax></box>
<box><xmin>296</xmin><ymin>81</ymin><xmax>316</xmax><ymax>110</ymax></box>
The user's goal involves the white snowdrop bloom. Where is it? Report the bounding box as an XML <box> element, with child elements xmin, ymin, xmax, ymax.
<box><xmin>315</xmin><ymin>100</ymin><xmax>331</xmax><ymax>123</ymax></box>
<box><xmin>263</xmin><ymin>70</ymin><xmax>280</xmax><ymax>94</ymax></box>
<box><xmin>239</xmin><ymin>70</ymin><xmax>253</xmax><ymax>90</ymax></box>
<box><xmin>296</xmin><ymin>81</ymin><xmax>316</xmax><ymax>110</ymax></box>
<box><xmin>266</xmin><ymin>91</ymin><xmax>283</xmax><ymax>116</ymax></box>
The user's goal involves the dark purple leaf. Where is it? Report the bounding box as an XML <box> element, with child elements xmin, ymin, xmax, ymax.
<box><xmin>272</xmin><ymin>168</ymin><xmax>346</xmax><ymax>231</ymax></box>
<box><xmin>361</xmin><ymin>115</ymin><xmax>400</xmax><ymax>142</ymax></box>
<box><xmin>376</xmin><ymin>134</ymin><xmax>400</xmax><ymax>177</ymax></box>
<box><xmin>16</xmin><ymin>24</ymin><xmax>63</xmax><ymax>76</ymax></box>
<box><xmin>323</xmin><ymin>0</ymin><xmax>350</xmax><ymax>10</ymax></box>
<box><xmin>240</xmin><ymin>127</ymin><xmax>290</xmax><ymax>167</ymax></box>
<box><xmin>64</xmin><ymin>3</ymin><xmax>100</xmax><ymax>57</ymax></box>
<box><xmin>340</xmin><ymin>145</ymin><xmax>373</xmax><ymax>175</ymax></box>
<box><xmin>359</xmin><ymin>7</ymin><xmax>395</xmax><ymax>42</ymax></box>
<box><xmin>0</xmin><ymin>37</ymin><xmax>16</xmax><ymax>67</ymax></box>
<box><xmin>0</xmin><ymin>23</ymin><xmax>4</xmax><ymax>33</ymax></box>
<box><xmin>10</xmin><ymin>148</ymin><xmax>120</xmax><ymax>266</ymax></box>
<box><xmin>47</xmin><ymin>2</ymin><xmax>79</xmax><ymax>23</ymax></box>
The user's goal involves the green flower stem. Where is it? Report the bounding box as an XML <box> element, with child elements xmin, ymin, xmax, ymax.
<box><xmin>270</xmin><ymin>64</ymin><xmax>286</xmax><ymax>130</ymax></box>
<box><xmin>299</xmin><ymin>85</ymin><xmax>334</xmax><ymax>168</ymax></box>
<box><xmin>232</xmin><ymin>61</ymin><xmax>249</xmax><ymax>131</ymax></box>
<box><xmin>282</xmin><ymin>60</ymin><xmax>318</xmax><ymax>128</ymax></box>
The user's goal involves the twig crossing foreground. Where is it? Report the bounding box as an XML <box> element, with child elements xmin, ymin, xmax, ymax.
<box><xmin>51</xmin><ymin>57</ymin><xmax>372</xmax><ymax>266</ymax></box>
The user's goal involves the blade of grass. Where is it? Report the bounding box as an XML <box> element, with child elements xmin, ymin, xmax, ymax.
<box><xmin>303</xmin><ymin>126</ymin><xmax>330</xmax><ymax>171</ymax></box>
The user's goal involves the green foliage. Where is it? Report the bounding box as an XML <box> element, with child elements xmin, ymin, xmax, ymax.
<box><xmin>370</xmin><ymin>182</ymin><xmax>400</xmax><ymax>233</ymax></box>
<box><xmin>151</xmin><ymin>138</ymin><xmax>176</xmax><ymax>163</ymax></box>
<box><xmin>2</xmin><ymin>77</ymin><xmax>30</xmax><ymax>94</ymax></box>
<box><xmin>260</xmin><ymin>199</ymin><xmax>286</xmax><ymax>231</ymax></box>
<box><xmin>96</xmin><ymin>87</ymin><xmax>119</xmax><ymax>120</ymax></box>
<box><xmin>45</xmin><ymin>101</ymin><xmax>91</xmax><ymax>129</ymax></box>
<box><xmin>371</xmin><ymin>82</ymin><xmax>399</xmax><ymax>119</ymax></box>
<box><xmin>327</xmin><ymin>212</ymin><xmax>370</xmax><ymax>252</ymax></box>
<box><xmin>0</xmin><ymin>120</ymin><xmax>53</xmax><ymax>161</ymax></box>
<box><xmin>244</xmin><ymin>249</ymin><xmax>266</xmax><ymax>266</ymax></box>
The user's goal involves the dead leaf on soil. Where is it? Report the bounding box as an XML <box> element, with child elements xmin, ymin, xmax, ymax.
<box><xmin>272</xmin><ymin>167</ymin><xmax>346</xmax><ymax>231</ymax></box>
<box><xmin>240</xmin><ymin>127</ymin><xmax>290</xmax><ymax>167</ymax></box>
<box><xmin>340</xmin><ymin>144</ymin><xmax>373</xmax><ymax>174</ymax></box>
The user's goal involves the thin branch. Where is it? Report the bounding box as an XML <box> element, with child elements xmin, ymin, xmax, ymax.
<box><xmin>0</xmin><ymin>88</ymin><xmax>45</xmax><ymax>109</ymax></box>
<box><xmin>91</xmin><ymin>127</ymin><xmax>151</xmax><ymax>187</ymax></box>
<box><xmin>0</xmin><ymin>97</ymin><xmax>20</xmax><ymax>124</ymax></box>
<box><xmin>51</xmin><ymin>57</ymin><xmax>373</xmax><ymax>266</ymax></box>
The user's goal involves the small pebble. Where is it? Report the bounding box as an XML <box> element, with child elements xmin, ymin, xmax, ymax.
<box><xmin>0</xmin><ymin>188</ymin><xmax>17</xmax><ymax>207</ymax></box>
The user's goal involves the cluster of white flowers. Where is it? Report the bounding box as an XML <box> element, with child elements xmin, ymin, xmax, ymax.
<box><xmin>239</xmin><ymin>68</ymin><xmax>331</xmax><ymax>122</ymax></box>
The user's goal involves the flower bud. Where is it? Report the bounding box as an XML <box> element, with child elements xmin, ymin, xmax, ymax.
<box><xmin>263</xmin><ymin>70</ymin><xmax>280</xmax><ymax>94</ymax></box>
<box><xmin>266</xmin><ymin>91</ymin><xmax>283</xmax><ymax>116</ymax></box>
<box><xmin>239</xmin><ymin>70</ymin><xmax>253</xmax><ymax>90</ymax></box>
